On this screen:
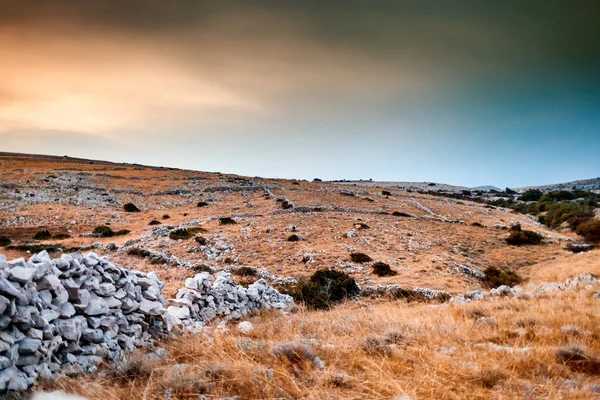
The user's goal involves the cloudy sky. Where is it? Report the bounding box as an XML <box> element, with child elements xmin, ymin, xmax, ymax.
<box><xmin>1</xmin><ymin>0</ymin><xmax>599</xmax><ymax>187</ymax></box>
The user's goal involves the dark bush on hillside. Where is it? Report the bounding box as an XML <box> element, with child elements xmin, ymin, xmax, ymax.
<box><xmin>123</xmin><ymin>203</ymin><xmax>140</xmax><ymax>212</ymax></box>
<box><xmin>287</xmin><ymin>234</ymin><xmax>301</xmax><ymax>242</ymax></box>
<box><xmin>350</xmin><ymin>252</ymin><xmax>372</xmax><ymax>263</ymax></box>
<box><xmin>313</xmin><ymin>178</ymin><xmax>322</xmax><ymax>182</ymax></box>
<box><xmin>197</xmin><ymin>201</ymin><xmax>209</xmax><ymax>207</ymax></box>
<box><xmin>234</xmin><ymin>266</ymin><xmax>258</xmax><ymax>277</ymax></box>
<box><xmin>219</xmin><ymin>217</ymin><xmax>236</xmax><ymax>225</ymax></box>
<box><xmin>115</xmin><ymin>229</ymin><xmax>130</xmax><ymax>236</ymax></box>
<box><xmin>53</xmin><ymin>233</ymin><xmax>71</xmax><ymax>240</ymax></box>
<box><xmin>506</xmin><ymin>229</ymin><xmax>543</xmax><ymax>245</ymax></box>
<box><xmin>162</xmin><ymin>214</ymin><xmax>170</xmax><ymax>219</ymax></box>
<box><xmin>194</xmin><ymin>236</ymin><xmax>207</xmax><ymax>245</ymax></box>
<box><xmin>471</xmin><ymin>222</ymin><xmax>484</xmax><ymax>228</ymax></box>
<box><xmin>169</xmin><ymin>229</ymin><xmax>191</xmax><ymax>240</ymax></box>
<box><xmin>0</xmin><ymin>236</ymin><xmax>11</xmax><ymax>246</ymax></box>
<box><xmin>539</xmin><ymin>190</ymin><xmax>574</xmax><ymax>203</ymax></box>
<box><xmin>382</xmin><ymin>190</ymin><xmax>391</xmax><ymax>196</ymax></box>
<box><xmin>148</xmin><ymin>220</ymin><xmax>161</xmax><ymax>226</ymax></box>
<box><xmin>33</xmin><ymin>230</ymin><xmax>52</xmax><ymax>240</ymax></box>
<box><xmin>482</xmin><ymin>266</ymin><xmax>522</xmax><ymax>288</ymax></box>
<box><xmin>509</xmin><ymin>223</ymin><xmax>522</xmax><ymax>232</ymax></box>
<box><xmin>575</xmin><ymin>219</ymin><xmax>600</xmax><ymax>243</ymax></box>
<box><xmin>564</xmin><ymin>243</ymin><xmax>595</xmax><ymax>253</ymax></box>
<box><xmin>372</xmin><ymin>262</ymin><xmax>397</xmax><ymax>277</ymax></box>
<box><xmin>518</xmin><ymin>189</ymin><xmax>543</xmax><ymax>202</ymax></box>
<box><xmin>93</xmin><ymin>225</ymin><xmax>115</xmax><ymax>237</ymax></box>
<box><xmin>285</xmin><ymin>269</ymin><xmax>360</xmax><ymax>310</ymax></box>
<box><xmin>392</xmin><ymin>211</ymin><xmax>411</xmax><ymax>217</ymax></box>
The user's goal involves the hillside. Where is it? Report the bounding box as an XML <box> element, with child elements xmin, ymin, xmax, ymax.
<box><xmin>0</xmin><ymin>152</ymin><xmax>599</xmax><ymax>399</ymax></box>
<box><xmin>518</xmin><ymin>177</ymin><xmax>600</xmax><ymax>193</ymax></box>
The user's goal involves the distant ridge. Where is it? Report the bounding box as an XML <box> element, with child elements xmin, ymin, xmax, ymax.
<box><xmin>517</xmin><ymin>177</ymin><xmax>600</xmax><ymax>192</ymax></box>
<box><xmin>471</xmin><ymin>185</ymin><xmax>501</xmax><ymax>191</ymax></box>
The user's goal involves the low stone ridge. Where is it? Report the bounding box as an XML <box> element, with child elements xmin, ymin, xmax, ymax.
<box><xmin>0</xmin><ymin>251</ymin><xmax>294</xmax><ymax>392</ymax></box>
<box><xmin>167</xmin><ymin>272</ymin><xmax>294</xmax><ymax>328</ymax></box>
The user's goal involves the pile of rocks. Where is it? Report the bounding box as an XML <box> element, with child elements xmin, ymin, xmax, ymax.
<box><xmin>167</xmin><ymin>272</ymin><xmax>294</xmax><ymax>327</ymax></box>
<box><xmin>0</xmin><ymin>251</ymin><xmax>166</xmax><ymax>391</ymax></box>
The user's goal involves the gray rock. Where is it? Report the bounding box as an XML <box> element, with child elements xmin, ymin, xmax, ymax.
<box><xmin>60</xmin><ymin>302</ymin><xmax>77</xmax><ymax>318</ymax></box>
<box><xmin>9</xmin><ymin>266</ymin><xmax>36</xmax><ymax>283</ymax></box>
<box><xmin>85</xmin><ymin>298</ymin><xmax>108</xmax><ymax>316</ymax></box>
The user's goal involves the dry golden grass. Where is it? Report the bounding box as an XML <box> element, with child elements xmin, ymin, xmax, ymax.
<box><xmin>41</xmin><ymin>288</ymin><xmax>600</xmax><ymax>399</ymax></box>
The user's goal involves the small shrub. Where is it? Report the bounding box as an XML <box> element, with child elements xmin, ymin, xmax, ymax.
<box><xmin>148</xmin><ymin>220</ymin><xmax>161</xmax><ymax>226</ymax></box>
<box><xmin>576</xmin><ymin>219</ymin><xmax>600</xmax><ymax>243</ymax></box>
<box><xmin>187</xmin><ymin>226</ymin><xmax>208</xmax><ymax>234</ymax></box>
<box><xmin>123</xmin><ymin>203</ymin><xmax>140</xmax><ymax>212</ymax></box>
<box><xmin>285</xmin><ymin>269</ymin><xmax>360</xmax><ymax>310</ymax></box>
<box><xmin>52</xmin><ymin>232</ymin><xmax>70</xmax><ymax>240</ymax></box>
<box><xmin>287</xmin><ymin>234</ymin><xmax>301</xmax><ymax>242</ymax></box>
<box><xmin>509</xmin><ymin>223</ymin><xmax>522</xmax><ymax>232</ymax></box>
<box><xmin>169</xmin><ymin>229</ymin><xmax>191</xmax><ymax>240</ymax></box>
<box><xmin>482</xmin><ymin>266</ymin><xmax>522</xmax><ymax>288</ymax></box>
<box><xmin>372</xmin><ymin>261</ymin><xmax>397</xmax><ymax>277</ymax></box>
<box><xmin>350</xmin><ymin>252</ymin><xmax>372</xmax><ymax>263</ymax></box>
<box><xmin>195</xmin><ymin>236</ymin><xmax>207</xmax><ymax>245</ymax></box>
<box><xmin>382</xmin><ymin>190</ymin><xmax>391</xmax><ymax>196</ymax></box>
<box><xmin>272</xmin><ymin>342</ymin><xmax>321</xmax><ymax>367</ymax></box>
<box><xmin>313</xmin><ymin>178</ymin><xmax>322</xmax><ymax>182</ymax></box>
<box><xmin>0</xmin><ymin>236</ymin><xmax>11</xmax><ymax>247</ymax></box>
<box><xmin>162</xmin><ymin>214</ymin><xmax>170</xmax><ymax>219</ymax></box>
<box><xmin>33</xmin><ymin>230</ymin><xmax>52</xmax><ymax>240</ymax></box>
<box><xmin>506</xmin><ymin>229</ymin><xmax>543</xmax><ymax>245</ymax></box>
<box><xmin>518</xmin><ymin>189</ymin><xmax>543</xmax><ymax>202</ymax></box>
<box><xmin>477</xmin><ymin>368</ymin><xmax>506</xmax><ymax>388</ymax></box>
<box><xmin>93</xmin><ymin>225</ymin><xmax>114</xmax><ymax>237</ymax></box>
<box><xmin>471</xmin><ymin>222</ymin><xmax>484</xmax><ymax>227</ymax></box>
<box><xmin>565</xmin><ymin>243</ymin><xmax>595</xmax><ymax>253</ymax></box>
<box><xmin>115</xmin><ymin>229</ymin><xmax>130</xmax><ymax>236</ymax></box>
<box><xmin>362</xmin><ymin>335</ymin><xmax>394</xmax><ymax>356</ymax></box>
<box><xmin>219</xmin><ymin>217</ymin><xmax>236</xmax><ymax>225</ymax></box>
<box><xmin>106</xmin><ymin>353</ymin><xmax>155</xmax><ymax>383</ymax></box>
<box><xmin>234</xmin><ymin>266</ymin><xmax>258</xmax><ymax>277</ymax></box>
<box><xmin>392</xmin><ymin>211</ymin><xmax>411</xmax><ymax>217</ymax></box>
<box><xmin>197</xmin><ymin>201</ymin><xmax>209</xmax><ymax>207</ymax></box>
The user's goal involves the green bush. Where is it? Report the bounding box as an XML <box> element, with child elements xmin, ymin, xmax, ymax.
<box><xmin>539</xmin><ymin>190</ymin><xmax>574</xmax><ymax>203</ymax></box>
<box><xmin>149</xmin><ymin>220</ymin><xmax>161</xmax><ymax>226</ymax></box>
<box><xmin>576</xmin><ymin>219</ymin><xmax>600</xmax><ymax>243</ymax></box>
<box><xmin>482</xmin><ymin>266</ymin><xmax>522</xmax><ymax>288</ymax></box>
<box><xmin>33</xmin><ymin>230</ymin><xmax>52</xmax><ymax>240</ymax></box>
<box><xmin>541</xmin><ymin>202</ymin><xmax>594</xmax><ymax>229</ymax></box>
<box><xmin>123</xmin><ymin>203</ymin><xmax>140</xmax><ymax>212</ymax></box>
<box><xmin>506</xmin><ymin>229</ymin><xmax>543</xmax><ymax>245</ymax></box>
<box><xmin>219</xmin><ymin>217</ymin><xmax>236</xmax><ymax>225</ymax></box>
<box><xmin>285</xmin><ymin>269</ymin><xmax>360</xmax><ymax>310</ymax></box>
<box><xmin>169</xmin><ymin>229</ymin><xmax>191</xmax><ymax>240</ymax></box>
<box><xmin>350</xmin><ymin>252</ymin><xmax>372</xmax><ymax>263</ymax></box>
<box><xmin>372</xmin><ymin>262</ymin><xmax>397</xmax><ymax>277</ymax></box>
<box><xmin>518</xmin><ymin>189</ymin><xmax>543</xmax><ymax>202</ymax></box>
<box><xmin>0</xmin><ymin>236</ymin><xmax>11</xmax><ymax>247</ymax></box>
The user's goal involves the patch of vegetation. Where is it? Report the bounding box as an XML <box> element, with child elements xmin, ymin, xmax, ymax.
<box><xmin>7</xmin><ymin>243</ymin><xmax>63</xmax><ymax>254</ymax></box>
<box><xmin>482</xmin><ymin>266</ymin><xmax>522</xmax><ymax>288</ymax></box>
<box><xmin>505</xmin><ymin>225</ymin><xmax>543</xmax><ymax>246</ymax></box>
<box><xmin>219</xmin><ymin>217</ymin><xmax>236</xmax><ymax>225</ymax></box>
<box><xmin>123</xmin><ymin>203</ymin><xmax>140</xmax><ymax>212</ymax></box>
<box><xmin>194</xmin><ymin>236</ymin><xmax>207</xmax><ymax>245</ymax></box>
<box><xmin>575</xmin><ymin>219</ymin><xmax>600</xmax><ymax>243</ymax></box>
<box><xmin>350</xmin><ymin>252</ymin><xmax>372</xmax><ymax>263</ymax></box>
<box><xmin>162</xmin><ymin>214</ymin><xmax>170</xmax><ymax>219</ymax></box>
<box><xmin>284</xmin><ymin>269</ymin><xmax>360</xmax><ymax>310</ymax></box>
<box><xmin>233</xmin><ymin>266</ymin><xmax>258</xmax><ymax>277</ymax></box>
<box><xmin>0</xmin><ymin>236</ymin><xmax>12</xmax><ymax>246</ymax></box>
<box><xmin>197</xmin><ymin>201</ymin><xmax>209</xmax><ymax>207</ymax></box>
<box><xmin>148</xmin><ymin>220</ymin><xmax>161</xmax><ymax>226</ymax></box>
<box><xmin>52</xmin><ymin>232</ymin><xmax>71</xmax><ymax>240</ymax></box>
<box><xmin>555</xmin><ymin>345</ymin><xmax>600</xmax><ymax>375</ymax></box>
<box><xmin>169</xmin><ymin>229</ymin><xmax>191</xmax><ymax>240</ymax></box>
<box><xmin>381</xmin><ymin>190</ymin><xmax>391</xmax><ymax>196</ymax></box>
<box><xmin>372</xmin><ymin>262</ymin><xmax>397</xmax><ymax>277</ymax></box>
<box><xmin>518</xmin><ymin>189</ymin><xmax>543</xmax><ymax>202</ymax></box>
<box><xmin>187</xmin><ymin>226</ymin><xmax>208</xmax><ymax>234</ymax></box>
<box><xmin>470</xmin><ymin>222</ymin><xmax>484</xmax><ymax>227</ymax></box>
<box><xmin>33</xmin><ymin>230</ymin><xmax>52</xmax><ymax>240</ymax></box>
<box><xmin>392</xmin><ymin>211</ymin><xmax>411</xmax><ymax>217</ymax></box>
<box><xmin>92</xmin><ymin>225</ymin><xmax>130</xmax><ymax>238</ymax></box>
<box><xmin>539</xmin><ymin>202</ymin><xmax>595</xmax><ymax>229</ymax></box>
<box><xmin>564</xmin><ymin>243</ymin><xmax>595</xmax><ymax>253</ymax></box>
<box><xmin>287</xmin><ymin>234</ymin><xmax>301</xmax><ymax>242</ymax></box>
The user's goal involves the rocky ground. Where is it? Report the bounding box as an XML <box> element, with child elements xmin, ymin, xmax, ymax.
<box><xmin>0</xmin><ymin>152</ymin><xmax>599</xmax><ymax>399</ymax></box>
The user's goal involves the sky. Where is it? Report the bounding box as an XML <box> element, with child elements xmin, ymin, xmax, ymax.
<box><xmin>1</xmin><ymin>0</ymin><xmax>599</xmax><ymax>188</ymax></box>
